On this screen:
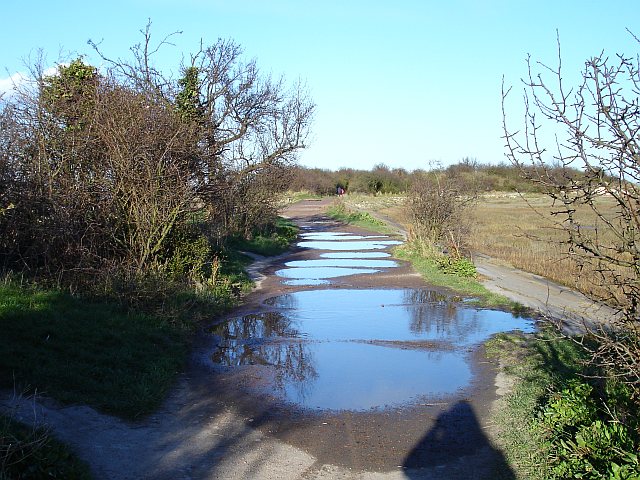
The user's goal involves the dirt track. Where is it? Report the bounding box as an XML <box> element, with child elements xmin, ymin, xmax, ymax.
<box><xmin>2</xmin><ymin>198</ymin><xmax>608</xmax><ymax>479</ymax></box>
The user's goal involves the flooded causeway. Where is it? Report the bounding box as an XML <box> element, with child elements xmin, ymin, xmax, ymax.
<box><xmin>211</xmin><ymin>288</ymin><xmax>535</xmax><ymax>411</ymax></box>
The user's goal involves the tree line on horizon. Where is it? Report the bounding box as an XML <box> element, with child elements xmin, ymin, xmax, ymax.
<box><xmin>289</xmin><ymin>158</ymin><xmax>588</xmax><ymax>196</ymax></box>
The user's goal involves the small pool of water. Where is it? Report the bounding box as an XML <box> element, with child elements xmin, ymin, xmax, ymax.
<box><xmin>283</xmin><ymin>279</ymin><xmax>331</xmax><ymax>286</ymax></box>
<box><xmin>211</xmin><ymin>289</ymin><xmax>535</xmax><ymax>411</ymax></box>
<box><xmin>276</xmin><ymin>267</ymin><xmax>380</xmax><ymax>279</ymax></box>
<box><xmin>300</xmin><ymin>232</ymin><xmax>387</xmax><ymax>241</ymax></box>
<box><xmin>214</xmin><ymin>340</ymin><xmax>470</xmax><ymax>410</ymax></box>
<box><xmin>285</xmin><ymin>259</ymin><xmax>398</xmax><ymax>268</ymax></box>
<box><xmin>297</xmin><ymin>240</ymin><xmax>402</xmax><ymax>251</ymax></box>
<box><xmin>320</xmin><ymin>252</ymin><xmax>391</xmax><ymax>259</ymax></box>
<box><xmin>285</xmin><ymin>231</ymin><xmax>401</xmax><ymax>283</ymax></box>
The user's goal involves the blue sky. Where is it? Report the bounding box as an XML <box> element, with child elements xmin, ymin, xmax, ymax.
<box><xmin>0</xmin><ymin>1</ymin><xmax>637</xmax><ymax>171</ymax></box>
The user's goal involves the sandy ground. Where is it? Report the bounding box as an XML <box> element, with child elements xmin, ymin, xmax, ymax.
<box><xmin>2</xmin><ymin>198</ymin><xmax>609</xmax><ymax>479</ymax></box>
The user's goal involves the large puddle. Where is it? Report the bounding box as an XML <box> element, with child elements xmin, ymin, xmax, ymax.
<box><xmin>211</xmin><ymin>289</ymin><xmax>535</xmax><ymax>411</ymax></box>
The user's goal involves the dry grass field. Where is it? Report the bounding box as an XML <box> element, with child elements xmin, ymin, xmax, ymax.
<box><xmin>340</xmin><ymin>192</ymin><xmax>625</xmax><ymax>301</ymax></box>
<box><xmin>469</xmin><ymin>193</ymin><xmax>581</xmax><ymax>287</ymax></box>
<box><xmin>469</xmin><ymin>193</ymin><xmax>628</xmax><ymax>301</ymax></box>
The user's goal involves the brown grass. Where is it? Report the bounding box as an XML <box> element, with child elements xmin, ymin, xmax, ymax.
<box><xmin>342</xmin><ymin>192</ymin><xmax>625</xmax><ymax>302</ymax></box>
<box><xmin>468</xmin><ymin>193</ymin><xmax>623</xmax><ymax>300</ymax></box>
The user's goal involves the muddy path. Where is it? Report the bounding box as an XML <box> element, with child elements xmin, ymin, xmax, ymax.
<box><xmin>2</xmin><ymin>199</ymin><xmax>519</xmax><ymax>480</ymax></box>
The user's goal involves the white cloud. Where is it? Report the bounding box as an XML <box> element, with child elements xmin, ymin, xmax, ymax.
<box><xmin>0</xmin><ymin>71</ymin><xmax>27</xmax><ymax>97</ymax></box>
<box><xmin>0</xmin><ymin>66</ymin><xmax>64</xmax><ymax>99</ymax></box>
<box><xmin>43</xmin><ymin>65</ymin><xmax>60</xmax><ymax>77</ymax></box>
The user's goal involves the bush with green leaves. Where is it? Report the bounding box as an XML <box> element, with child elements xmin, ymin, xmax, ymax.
<box><xmin>436</xmin><ymin>255</ymin><xmax>477</xmax><ymax>277</ymax></box>
<box><xmin>538</xmin><ymin>378</ymin><xmax>640</xmax><ymax>479</ymax></box>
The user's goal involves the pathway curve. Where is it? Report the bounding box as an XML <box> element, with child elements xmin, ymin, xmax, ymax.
<box><xmin>2</xmin><ymin>199</ymin><xmax>515</xmax><ymax>480</ymax></box>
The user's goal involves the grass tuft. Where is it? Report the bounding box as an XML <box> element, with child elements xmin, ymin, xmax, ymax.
<box><xmin>1</xmin><ymin>412</ymin><xmax>91</xmax><ymax>479</ymax></box>
<box><xmin>394</xmin><ymin>241</ymin><xmax>524</xmax><ymax>311</ymax></box>
<box><xmin>326</xmin><ymin>202</ymin><xmax>391</xmax><ymax>233</ymax></box>
<box><xmin>227</xmin><ymin>217</ymin><xmax>298</xmax><ymax>257</ymax></box>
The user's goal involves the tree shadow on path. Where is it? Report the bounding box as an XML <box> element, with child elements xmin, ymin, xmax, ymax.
<box><xmin>403</xmin><ymin>400</ymin><xmax>515</xmax><ymax>480</ymax></box>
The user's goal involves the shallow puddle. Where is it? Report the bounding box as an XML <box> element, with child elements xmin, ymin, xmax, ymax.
<box><xmin>211</xmin><ymin>289</ymin><xmax>535</xmax><ymax>411</ymax></box>
<box><xmin>215</xmin><ymin>340</ymin><xmax>470</xmax><ymax>410</ymax></box>
<box><xmin>276</xmin><ymin>266</ymin><xmax>380</xmax><ymax>279</ymax></box>
<box><xmin>297</xmin><ymin>240</ymin><xmax>402</xmax><ymax>251</ymax></box>
<box><xmin>282</xmin><ymin>231</ymin><xmax>401</xmax><ymax>282</ymax></box>
<box><xmin>282</xmin><ymin>279</ymin><xmax>331</xmax><ymax>286</ymax></box>
<box><xmin>300</xmin><ymin>232</ymin><xmax>387</xmax><ymax>241</ymax></box>
<box><xmin>285</xmin><ymin>259</ymin><xmax>398</xmax><ymax>268</ymax></box>
<box><xmin>320</xmin><ymin>252</ymin><xmax>391</xmax><ymax>259</ymax></box>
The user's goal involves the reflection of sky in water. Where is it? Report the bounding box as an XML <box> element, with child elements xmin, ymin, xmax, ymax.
<box><xmin>282</xmin><ymin>342</ymin><xmax>469</xmax><ymax>410</ymax></box>
<box><xmin>286</xmin><ymin>231</ymin><xmax>400</xmax><ymax>282</ymax></box>
<box><xmin>283</xmin><ymin>279</ymin><xmax>330</xmax><ymax>286</ymax></box>
<box><xmin>320</xmin><ymin>252</ymin><xmax>391</xmax><ymax>259</ymax></box>
<box><xmin>276</xmin><ymin>267</ymin><xmax>380</xmax><ymax>279</ymax></box>
<box><xmin>264</xmin><ymin>289</ymin><xmax>535</xmax><ymax>346</ymax></box>
<box><xmin>297</xmin><ymin>240</ymin><xmax>402</xmax><ymax>250</ymax></box>
<box><xmin>285</xmin><ymin>259</ymin><xmax>398</xmax><ymax>268</ymax></box>
<box><xmin>300</xmin><ymin>232</ymin><xmax>387</xmax><ymax>240</ymax></box>
<box><xmin>212</xmin><ymin>288</ymin><xmax>536</xmax><ymax>411</ymax></box>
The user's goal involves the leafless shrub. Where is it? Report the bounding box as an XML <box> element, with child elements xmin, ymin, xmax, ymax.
<box><xmin>503</xmin><ymin>32</ymin><xmax>640</xmax><ymax>397</ymax></box>
<box><xmin>406</xmin><ymin>169</ymin><xmax>477</xmax><ymax>258</ymax></box>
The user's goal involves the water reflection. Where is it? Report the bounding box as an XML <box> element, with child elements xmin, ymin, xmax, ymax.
<box><xmin>297</xmin><ymin>240</ymin><xmax>402</xmax><ymax>251</ymax></box>
<box><xmin>283</xmin><ymin>279</ymin><xmax>330</xmax><ymax>286</ymax></box>
<box><xmin>210</xmin><ymin>311</ymin><xmax>301</xmax><ymax>339</ymax></box>
<box><xmin>275</xmin><ymin>267</ymin><xmax>380</xmax><ymax>279</ymax></box>
<box><xmin>264</xmin><ymin>289</ymin><xmax>535</xmax><ymax>346</ymax></box>
<box><xmin>320</xmin><ymin>252</ymin><xmax>391</xmax><ymax>259</ymax></box>
<box><xmin>300</xmin><ymin>232</ymin><xmax>386</xmax><ymax>241</ymax></box>
<box><xmin>285</xmin><ymin>259</ymin><xmax>398</xmax><ymax>268</ymax></box>
<box><xmin>212</xmin><ymin>289</ymin><xmax>535</xmax><ymax>410</ymax></box>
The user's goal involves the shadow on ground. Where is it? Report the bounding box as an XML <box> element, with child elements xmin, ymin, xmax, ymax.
<box><xmin>403</xmin><ymin>400</ymin><xmax>514</xmax><ymax>479</ymax></box>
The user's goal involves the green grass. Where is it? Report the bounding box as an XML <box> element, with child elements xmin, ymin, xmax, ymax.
<box><xmin>0</xmin><ymin>216</ymin><xmax>300</xmax><ymax>476</ymax></box>
<box><xmin>486</xmin><ymin>334</ymin><xmax>553</xmax><ymax>480</ymax></box>
<box><xmin>485</xmin><ymin>330</ymin><xmax>586</xmax><ymax>479</ymax></box>
<box><xmin>227</xmin><ymin>217</ymin><xmax>299</xmax><ymax>257</ymax></box>
<box><xmin>0</xmin><ymin>219</ymin><xmax>296</xmax><ymax>421</ymax></box>
<box><xmin>326</xmin><ymin>202</ymin><xmax>392</xmax><ymax>234</ymax></box>
<box><xmin>0</xmin><ymin>281</ymin><xmax>188</xmax><ymax>420</ymax></box>
<box><xmin>1</xmin><ymin>413</ymin><xmax>92</xmax><ymax>479</ymax></box>
<box><xmin>280</xmin><ymin>190</ymin><xmax>323</xmax><ymax>204</ymax></box>
<box><xmin>486</xmin><ymin>329</ymin><xmax>640</xmax><ymax>479</ymax></box>
<box><xmin>394</xmin><ymin>242</ymin><xmax>526</xmax><ymax>311</ymax></box>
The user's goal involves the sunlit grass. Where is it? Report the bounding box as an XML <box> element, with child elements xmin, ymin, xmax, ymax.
<box><xmin>394</xmin><ymin>241</ymin><xmax>525</xmax><ymax>311</ymax></box>
<box><xmin>325</xmin><ymin>200</ymin><xmax>393</xmax><ymax>234</ymax></box>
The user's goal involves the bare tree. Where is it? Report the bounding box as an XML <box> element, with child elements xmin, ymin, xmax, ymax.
<box><xmin>502</xmin><ymin>32</ymin><xmax>640</xmax><ymax>397</ymax></box>
<box><xmin>92</xmin><ymin>28</ymin><xmax>314</xmax><ymax>239</ymax></box>
<box><xmin>186</xmin><ymin>39</ymin><xmax>314</xmax><ymax>237</ymax></box>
